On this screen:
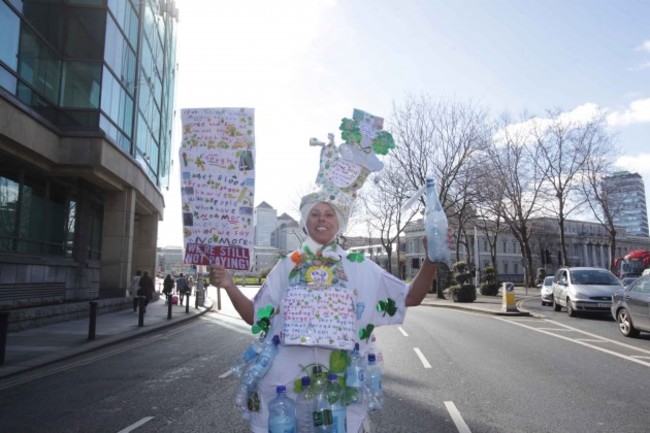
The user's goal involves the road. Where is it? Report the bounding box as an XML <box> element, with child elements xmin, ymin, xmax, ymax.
<box><xmin>1</xmin><ymin>302</ymin><xmax>649</xmax><ymax>432</ymax></box>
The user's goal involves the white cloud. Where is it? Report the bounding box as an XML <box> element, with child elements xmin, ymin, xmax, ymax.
<box><xmin>607</xmin><ymin>98</ymin><xmax>650</xmax><ymax>127</ymax></box>
<box><xmin>636</xmin><ymin>40</ymin><xmax>650</xmax><ymax>53</ymax></box>
<box><xmin>615</xmin><ymin>154</ymin><xmax>650</xmax><ymax>195</ymax></box>
<box><xmin>493</xmin><ymin>103</ymin><xmax>604</xmax><ymax>145</ymax></box>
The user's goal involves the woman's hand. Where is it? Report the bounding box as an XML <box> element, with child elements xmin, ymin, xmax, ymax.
<box><xmin>210</xmin><ymin>265</ymin><xmax>235</xmax><ymax>290</ymax></box>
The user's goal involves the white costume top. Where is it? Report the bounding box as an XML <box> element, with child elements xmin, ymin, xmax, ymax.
<box><xmin>247</xmin><ymin>240</ymin><xmax>408</xmax><ymax>433</ymax></box>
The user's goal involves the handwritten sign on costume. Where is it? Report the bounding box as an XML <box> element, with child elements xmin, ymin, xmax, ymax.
<box><xmin>180</xmin><ymin>108</ymin><xmax>255</xmax><ymax>270</ymax></box>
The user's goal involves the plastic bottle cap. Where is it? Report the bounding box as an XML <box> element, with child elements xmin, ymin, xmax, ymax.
<box><xmin>301</xmin><ymin>376</ymin><xmax>311</xmax><ymax>386</ymax></box>
<box><xmin>276</xmin><ymin>385</ymin><xmax>286</xmax><ymax>393</ymax></box>
<box><xmin>312</xmin><ymin>365</ymin><xmax>323</xmax><ymax>374</ymax></box>
<box><xmin>328</xmin><ymin>373</ymin><xmax>338</xmax><ymax>381</ymax></box>
<box><xmin>368</xmin><ymin>354</ymin><xmax>376</xmax><ymax>363</ymax></box>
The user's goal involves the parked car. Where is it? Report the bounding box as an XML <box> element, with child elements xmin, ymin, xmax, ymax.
<box><xmin>539</xmin><ymin>276</ymin><xmax>554</xmax><ymax>306</ymax></box>
<box><xmin>552</xmin><ymin>267</ymin><xmax>623</xmax><ymax>317</ymax></box>
<box><xmin>620</xmin><ymin>276</ymin><xmax>638</xmax><ymax>288</ymax></box>
<box><xmin>611</xmin><ymin>275</ymin><xmax>650</xmax><ymax>337</ymax></box>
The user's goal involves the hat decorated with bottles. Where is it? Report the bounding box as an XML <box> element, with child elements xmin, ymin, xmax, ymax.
<box><xmin>300</xmin><ymin>108</ymin><xmax>395</xmax><ymax>228</ymax></box>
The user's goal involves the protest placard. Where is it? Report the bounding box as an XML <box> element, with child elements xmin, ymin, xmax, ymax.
<box><xmin>179</xmin><ymin>107</ymin><xmax>255</xmax><ymax>270</ymax></box>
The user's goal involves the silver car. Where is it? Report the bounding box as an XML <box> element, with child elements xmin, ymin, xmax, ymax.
<box><xmin>611</xmin><ymin>275</ymin><xmax>650</xmax><ymax>337</ymax></box>
<box><xmin>539</xmin><ymin>276</ymin><xmax>554</xmax><ymax>306</ymax></box>
<box><xmin>552</xmin><ymin>267</ymin><xmax>623</xmax><ymax>317</ymax></box>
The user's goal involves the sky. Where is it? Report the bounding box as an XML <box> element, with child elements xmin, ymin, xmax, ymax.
<box><xmin>157</xmin><ymin>0</ymin><xmax>650</xmax><ymax>247</ymax></box>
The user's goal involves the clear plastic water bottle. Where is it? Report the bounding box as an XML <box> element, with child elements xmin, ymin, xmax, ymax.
<box><xmin>312</xmin><ymin>383</ymin><xmax>333</xmax><ymax>433</ymax></box>
<box><xmin>235</xmin><ymin>335</ymin><xmax>280</xmax><ymax>415</ymax></box>
<box><xmin>326</xmin><ymin>374</ymin><xmax>347</xmax><ymax>433</ymax></box>
<box><xmin>246</xmin><ymin>335</ymin><xmax>280</xmax><ymax>384</ymax></box>
<box><xmin>296</xmin><ymin>376</ymin><xmax>315</xmax><ymax>433</ymax></box>
<box><xmin>425</xmin><ymin>176</ymin><xmax>451</xmax><ymax>263</ymax></box>
<box><xmin>367</xmin><ymin>335</ymin><xmax>383</xmax><ymax>371</ymax></box>
<box><xmin>345</xmin><ymin>343</ymin><xmax>365</xmax><ymax>404</ymax></box>
<box><xmin>366</xmin><ymin>354</ymin><xmax>382</xmax><ymax>411</ymax></box>
<box><xmin>231</xmin><ymin>336</ymin><xmax>263</xmax><ymax>376</ymax></box>
<box><xmin>311</xmin><ymin>365</ymin><xmax>327</xmax><ymax>396</ymax></box>
<box><xmin>268</xmin><ymin>385</ymin><xmax>297</xmax><ymax>433</ymax></box>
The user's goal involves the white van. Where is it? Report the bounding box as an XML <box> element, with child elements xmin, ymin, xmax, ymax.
<box><xmin>642</xmin><ymin>269</ymin><xmax>650</xmax><ymax>276</ymax></box>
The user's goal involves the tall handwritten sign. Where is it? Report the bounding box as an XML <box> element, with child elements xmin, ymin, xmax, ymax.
<box><xmin>179</xmin><ymin>108</ymin><xmax>255</xmax><ymax>270</ymax></box>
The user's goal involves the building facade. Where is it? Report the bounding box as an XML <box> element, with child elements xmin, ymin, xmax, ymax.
<box><xmin>402</xmin><ymin>217</ymin><xmax>650</xmax><ymax>284</ymax></box>
<box><xmin>603</xmin><ymin>171</ymin><xmax>649</xmax><ymax>237</ymax></box>
<box><xmin>0</xmin><ymin>0</ymin><xmax>178</xmax><ymax>307</ymax></box>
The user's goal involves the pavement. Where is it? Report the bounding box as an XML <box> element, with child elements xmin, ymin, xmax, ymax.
<box><xmin>0</xmin><ymin>285</ymin><xmax>539</xmax><ymax>380</ymax></box>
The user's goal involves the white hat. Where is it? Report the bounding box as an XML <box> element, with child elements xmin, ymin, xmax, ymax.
<box><xmin>300</xmin><ymin>108</ymin><xmax>395</xmax><ymax>231</ymax></box>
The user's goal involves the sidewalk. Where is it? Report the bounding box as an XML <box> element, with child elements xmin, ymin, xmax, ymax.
<box><xmin>0</xmin><ymin>293</ymin><xmax>213</xmax><ymax>380</ymax></box>
<box><xmin>0</xmin><ymin>285</ymin><xmax>539</xmax><ymax>380</ymax></box>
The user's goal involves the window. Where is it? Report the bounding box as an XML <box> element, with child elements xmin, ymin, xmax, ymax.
<box><xmin>502</xmin><ymin>240</ymin><xmax>507</xmax><ymax>254</ymax></box>
<box><xmin>17</xmin><ymin>25</ymin><xmax>62</xmax><ymax>103</ymax></box>
<box><xmin>0</xmin><ymin>2</ymin><xmax>20</xmax><ymax>70</ymax></box>
<box><xmin>0</xmin><ymin>163</ymin><xmax>79</xmax><ymax>257</ymax></box>
<box><xmin>60</xmin><ymin>61</ymin><xmax>102</xmax><ymax>108</ymax></box>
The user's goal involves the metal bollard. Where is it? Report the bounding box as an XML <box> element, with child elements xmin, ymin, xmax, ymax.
<box><xmin>0</xmin><ymin>311</ymin><xmax>9</xmax><ymax>365</ymax></box>
<box><xmin>185</xmin><ymin>293</ymin><xmax>190</xmax><ymax>313</ymax></box>
<box><xmin>167</xmin><ymin>294</ymin><xmax>172</xmax><ymax>319</ymax></box>
<box><xmin>138</xmin><ymin>296</ymin><xmax>145</xmax><ymax>327</ymax></box>
<box><xmin>88</xmin><ymin>301</ymin><xmax>98</xmax><ymax>340</ymax></box>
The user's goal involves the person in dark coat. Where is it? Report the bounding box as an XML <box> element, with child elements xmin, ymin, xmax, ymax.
<box><xmin>138</xmin><ymin>270</ymin><xmax>155</xmax><ymax>311</ymax></box>
<box><xmin>162</xmin><ymin>274</ymin><xmax>175</xmax><ymax>304</ymax></box>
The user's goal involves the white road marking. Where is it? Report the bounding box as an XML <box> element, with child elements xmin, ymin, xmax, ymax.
<box><xmin>219</xmin><ymin>369</ymin><xmax>233</xmax><ymax>379</ymax></box>
<box><xmin>496</xmin><ymin>317</ymin><xmax>650</xmax><ymax>368</ymax></box>
<box><xmin>117</xmin><ymin>417</ymin><xmax>154</xmax><ymax>433</ymax></box>
<box><xmin>444</xmin><ymin>401</ymin><xmax>472</xmax><ymax>433</ymax></box>
<box><xmin>413</xmin><ymin>347</ymin><xmax>432</xmax><ymax>368</ymax></box>
<box><xmin>398</xmin><ymin>327</ymin><xmax>409</xmax><ymax>337</ymax></box>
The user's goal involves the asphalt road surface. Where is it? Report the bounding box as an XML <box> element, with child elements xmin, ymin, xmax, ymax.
<box><xmin>1</xmin><ymin>303</ymin><xmax>648</xmax><ymax>432</ymax></box>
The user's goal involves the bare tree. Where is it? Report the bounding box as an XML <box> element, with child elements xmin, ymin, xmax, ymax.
<box><xmin>471</xmin><ymin>159</ymin><xmax>509</xmax><ymax>273</ymax></box>
<box><xmin>389</xmin><ymin>95</ymin><xmax>491</xmax><ymax>264</ymax></box>
<box><xmin>580</xmin><ymin>148</ymin><xmax>621</xmax><ymax>272</ymax></box>
<box><xmin>361</xmin><ymin>161</ymin><xmax>421</xmax><ymax>276</ymax></box>
<box><xmin>486</xmin><ymin>114</ymin><xmax>549</xmax><ymax>286</ymax></box>
<box><xmin>532</xmin><ymin>110</ymin><xmax>613</xmax><ymax>266</ymax></box>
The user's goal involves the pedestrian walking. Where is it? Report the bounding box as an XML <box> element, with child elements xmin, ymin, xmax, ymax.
<box><xmin>138</xmin><ymin>270</ymin><xmax>155</xmax><ymax>312</ymax></box>
<box><xmin>130</xmin><ymin>270</ymin><xmax>142</xmax><ymax>311</ymax></box>
<box><xmin>176</xmin><ymin>273</ymin><xmax>189</xmax><ymax>306</ymax></box>
<box><xmin>162</xmin><ymin>274</ymin><xmax>175</xmax><ymax>303</ymax></box>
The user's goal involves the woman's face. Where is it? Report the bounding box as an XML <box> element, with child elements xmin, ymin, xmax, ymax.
<box><xmin>306</xmin><ymin>202</ymin><xmax>339</xmax><ymax>245</ymax></box>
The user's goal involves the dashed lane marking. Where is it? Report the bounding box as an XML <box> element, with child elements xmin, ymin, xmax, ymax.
<box><xmin>445</xmin><ymin>401</ymin><xmax>472</xmax><ymax>433</ymax></box>
<box><xmin>117</xmin><ymin>416</ymin><xmax>154</xmax><ymax>433</ymax></box>
<box><xmin>413</xmin><ymin>347</ymin><xmax>432</xmax><ymax>368</ymax></box>
<box><xmin>398</xmin><ymin>327</ymin><xmax>409</xmax><ymax>337</ymax></box>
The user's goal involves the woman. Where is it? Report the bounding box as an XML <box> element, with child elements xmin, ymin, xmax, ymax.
<box><xmin>211</xmin><ymin>198</ymin><xmax>437</xmax><ymax>433</ymax></box>
<box><xmin>162</xmin><ymin>274</ymin><xmax>175</xmax><ymax>302</ymax></box>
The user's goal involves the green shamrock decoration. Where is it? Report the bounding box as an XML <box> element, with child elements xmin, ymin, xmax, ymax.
<box><xmin>251</xmin><ymin>305</ymin><xmax>274</xmax><ymax>335</ymax></box>
<box><xmin>359</xmin><ymin>323</ymin><xmax>375</xmax><ymax>342</ymax></box>
<box><xmin>372</xmin><ymin>131</ymin><xmax>395</xmax><ymax>155</ymax></box>
<box><xmin>339</xmin><ymin>118</ymin><xmax>362</xmax><ymax>144</ymax></box>
<box><xmin>346</xmin><ymin>252</ymin><xmax>365</xmax><ymax>263</ymax></box>
<box><xmin>377</xmin><ymin>298</ymin><xmax>397</xmax><ymax>317</ymax></box>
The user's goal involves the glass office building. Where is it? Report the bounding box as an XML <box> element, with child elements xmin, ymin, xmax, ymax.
<box><xmin>603</xmin><ymin>171</ymin><xmax>649</xmax><ymax>238</ymax></box>
<box><xmin>0</xmin><ymin>0</ymin><xmax>178</xmax><ymax>307</ymax></box>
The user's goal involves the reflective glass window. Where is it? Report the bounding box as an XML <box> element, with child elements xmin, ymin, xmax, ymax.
<box><xmin>61</xmin><ymin>61</ymin><xmax>101</xmax><ymax>108</ymax></box>
<box><xmin>0</xmin><ymin>2</ymin><xmax>20</xmax><ymax>70</ymax></box>
<box><xmin>0</xmin><ymin>170</ymin><xmax>20</xmax><ymax>252</ymax></box>
<box><xmin>108</xmin><ymin>0</ymin><xmax>138</xmax><ymax>46</ymax></box>
<box><xmin>17</xmin><ymin>25</ymin><xmax>61</xmax><ymax>103</ymax></box>
<box><xmin>104</xmin><ymin>15</ymin><xmax>136</xmax><ymax>94</ymax></box>
<box><xmin>62</xmin><ymin>6</ymin><xmax>105</xmax><ymax>60</ymax></box>
<box><xmin>0</xmin><ymin>65</ymin><xmax>18</xmax><ymax>94</ymax></box>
